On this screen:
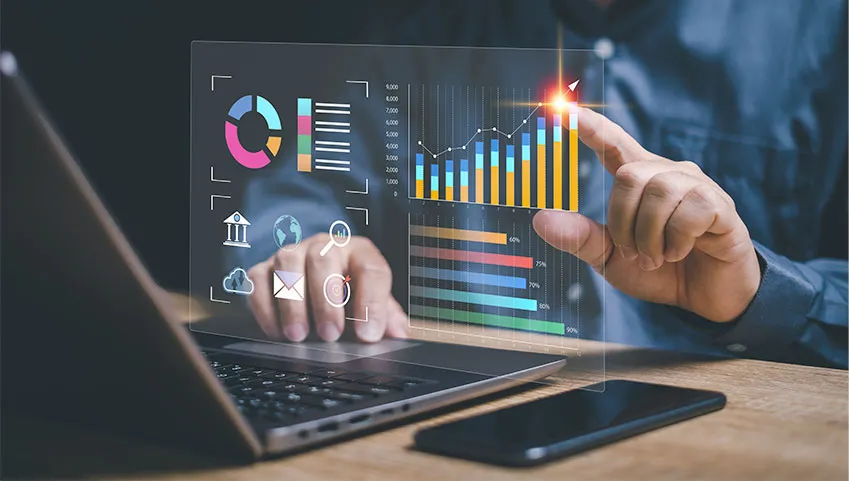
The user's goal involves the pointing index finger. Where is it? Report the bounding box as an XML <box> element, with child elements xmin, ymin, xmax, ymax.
<box><xmin>573</xmin><ymin>106</ymin><xmax>646</xmax><ymax>174</ymax></box>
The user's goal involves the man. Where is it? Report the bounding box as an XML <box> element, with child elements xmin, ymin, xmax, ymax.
<box><xmin>239</xmin><ymin>0</ymin><xmax>847</xmax><ymax>368</ymax></box>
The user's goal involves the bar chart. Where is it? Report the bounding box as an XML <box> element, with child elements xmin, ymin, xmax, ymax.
<box><xmin>410</xmin><ymin>86</ymin><xmax>579</xmax><ymax>211</ymax></box>
<box><xmin>408</xmin><ymin>214</ymin><xmax>578</xmax><ymax>338</ymax></box>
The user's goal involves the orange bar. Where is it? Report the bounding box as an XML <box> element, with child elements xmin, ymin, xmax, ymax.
<box><xmin>416</xmin><ymin>180</ymin><xmax>424</xmax><ymax>198</ymax></box>
<box><xmin>490</xmin><ymin>166</ymin><xmax>499</xmax><ymax>204</ymax></box>
<box><xmin>554</xmin><ymin>140</ymin><xmax>562</xmax><ymax>209</ymax></box>
<box><xmin>475</xmin><ymin>168</ymin><xmax>484</xmax><ymax>203</ymax></box>
<box><xmin>460</xmin><ymin>185</ymin><xmax>469</xmax><ymax>202</ymax></box>
<box><xmin>409</xmin><ymin>225</ymin><xmax>507</xmax><ymax>244</ymax></box>
<box><xmin>506</xmin><ymin>172</ymin><xmax>515</xmax><ymax>206</ymax></box>
<box><xmin>297</xmin><ymin>154</ymin><xmax>311</xmax><ymax>172</ymax></box>
<box><xmin>570</xmin><ymin>128</ymin><xmax>578</xmax><ymax>211</ymax></box>
<box><xmin>522</xmin><ymin>160</ymin><xmax>530</xmax><ymax>207</ymax></box>
<box><xmin>430</xmin><ymin>188</ymin><xmax>438</xmax><ymax>200</ymax></box>
<box><xmin>446</xmin><ymin>186</ymin><xmax>454</xmax><ymax>201</ymax></box>
<box><xmin>537</xmin><ymin>144</ymin><xmax>546</xmax><ymax>208</ymax></box>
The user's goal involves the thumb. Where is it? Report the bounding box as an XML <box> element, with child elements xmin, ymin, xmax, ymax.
<box><xmin>532</xmin><ymin>210</ymin><xmax>613</xmax><ymax>273</ymax></box>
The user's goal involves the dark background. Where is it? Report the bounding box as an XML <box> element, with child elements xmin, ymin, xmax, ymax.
<box><xmin>0</xmin><ymin>0</ymin><xmax>416</xmax><ymax>290</ymax></box>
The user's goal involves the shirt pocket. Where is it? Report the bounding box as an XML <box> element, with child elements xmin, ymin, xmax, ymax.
<box><xmin>651</xmin><ymin>120</ymin><xmax>818</xmax><ymax>260</ymax></box>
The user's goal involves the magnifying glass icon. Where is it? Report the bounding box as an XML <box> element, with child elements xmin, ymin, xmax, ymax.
<box><xmin>320</xmin><ymin>220</ymin><xmax>352</xmax><ymax>257</ymax></box>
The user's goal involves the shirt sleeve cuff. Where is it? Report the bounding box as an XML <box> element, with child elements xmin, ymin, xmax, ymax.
<box><xmin>711</xmin><ymin>242</ymin><xmax>817</xmax><ymax>360</ymax></box>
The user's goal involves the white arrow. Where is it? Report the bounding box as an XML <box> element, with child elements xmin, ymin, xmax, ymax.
<box><xmin>568</xmin><ymin>79</ymin><xmax>580</xmax><ymax>92</ymax></box>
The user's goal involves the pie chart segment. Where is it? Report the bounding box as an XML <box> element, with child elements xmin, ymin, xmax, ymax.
<box><xmin>225</xmin><ymin>120</ymin><xmax>272</xmax><ymax>169</ymax></box>
<box><xmin>228</xmin><ymin>95</ymin><xmax>252</xmax><ymax>120</ymax></box>
<box><xmin>256</xmin><ymin>95</ymin><xmax>281</xmax><ymax>130</ymax></box>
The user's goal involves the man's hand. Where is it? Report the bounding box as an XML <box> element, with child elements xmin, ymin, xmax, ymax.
<box><xmin>247</xmin><ymin>234</ymin><xmax>408</xmax><ymax>342</ymax></box>
<box><xmin>534</xmin><ymin>107</ymin><xmax>761</xmax><ymax>322</ymax></box>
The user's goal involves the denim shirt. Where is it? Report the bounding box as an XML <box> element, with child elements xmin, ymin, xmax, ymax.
<box><xmin>236</xmin><ymin>0</ymin><xmax>847</xmax><ymax>367</ymax></box>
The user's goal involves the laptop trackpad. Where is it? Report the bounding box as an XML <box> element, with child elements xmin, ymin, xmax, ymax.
<box><xmin>222</xmin><ymin>339</ymin><xmax>418</xmax><ymax>363</ymax></box>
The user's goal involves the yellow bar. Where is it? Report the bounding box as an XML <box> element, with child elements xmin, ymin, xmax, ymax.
<box><xmin>297</xmin><ymin>154</ymin><xmax>312</xmax><ymax>172</ymax></box>
<box><xmin>554</xmin><ymin>140</ymin><xmax>562</xmax><ymax>209</ymax></box>
<box><xmin>409</xmin><ymin>225</ymin><xmax>507</xmax><ymax>244</ymax></box>
<box><xmin>446</xmin><ymin>186</ymin><xmax>454</xmax><ymax>201</ymax></box>
<box><xmin>570</xmin><ymin>128</ymin><xmax>578</xmax><ymax>211</ymax></box>
<box><xmin>416</xmin><ymin>180</ymin><xmax>424</xmax><ymax>198</ymax></box>
<box><xmin>537</xmin><ymin>144</ymin><xmax>546</xmax><ymax>208</ymax></box>
<box><xmin>490</xmin><ymin>166</ymin><xmax>499</xmax><ymax>204</ymax></box>
<box><xmin>506</xmin><ymin>172</ymin><xmax>515</xmax><ymax>206</ymax></box>
<box><xmin>475</xmin><ymin>168</ymin><xmax>484</xmax><ymax>203</ymax></box>
<box><xmin>522</xmin><ymin>160</ymin><xmax>530</xmax><ymax>207</ymax></box>
<box><xmin>460</xmin><ymin>185</ymin><xmax>469</xmax><ymax>202</ymax></box>
<box><xmin>430</xmin><ymin>188</ymin><xmax>438</xmax><ymax>200</ymax></box>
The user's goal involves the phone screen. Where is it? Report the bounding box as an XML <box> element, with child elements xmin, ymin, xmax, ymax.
<box><xmin>414</xmin><ymin>380</ymin><xmax>725</xmax><ymax>465</ymax></box>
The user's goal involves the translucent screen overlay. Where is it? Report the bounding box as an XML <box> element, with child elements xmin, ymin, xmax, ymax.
<box><xmin>190</xmin><ymin>42</ymin><xmax>606</xmax><ymax>390</ymax></box>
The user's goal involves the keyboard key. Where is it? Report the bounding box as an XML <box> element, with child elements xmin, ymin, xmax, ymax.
<box><xmin>260</xmin><ymin>371</ymin><xmax>293</xmax><ymax>380</ymax></box>
<box><xmin>335</xmin><ymin>372</ymin><xmax>372</xmax><ymax>382</ymax></box>
<box><xmin>229</xmin><ymin>385</ymin><xmax>255</xmax><ymax>395</ymax></box>
<box><xmin>332</xmin><ymin>391</ymin><xmax>367</xmax><ymax>402</ymax></box>
<box><xmin>297</xmin><ymin>394</ymin><xmax>343</xmax><ymax>409</ymax></box>
<box><xmin>335</xmin><ymin>383</ymin><xmax>384</xmax><ymax>396</ymax></box>
<box><xmin>310</xmin><ymin>368</ymin><xmax>348</xmax><ymax>378</ymax></box>
<box><xmin>318</xmin><ymin>379</ymin><xmax>345</xmax><ymax>387</ymax></box>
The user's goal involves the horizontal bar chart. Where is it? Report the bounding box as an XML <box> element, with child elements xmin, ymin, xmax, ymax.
<box><xmin>410</xmin><ymin>266</ymin><xmax>527</xmax><ymax>289</ymax></box>
<box><xmin>410</xmin><ymin>286</ymin><xmax>537</xmax><ymax>311</ymax></box>
<box><xmin>409</xmin><ymin>246</ymin><xmax>533</xmax><ymax>268</ymax></box>
<box><xmin>409</xmin><ymin>225</ymin><xmax>506</xmax><ymax>245</ymax></box>
<box><xmin>409</xmin><ymin>305</ymin><xmax>565</xmax><ymax>335</ymax></box>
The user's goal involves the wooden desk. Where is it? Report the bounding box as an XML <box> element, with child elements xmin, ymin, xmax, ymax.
<box><xmin>4</xmin><ymin>294</ymin><xmax>847</xmax><ymax>480</ymax></box>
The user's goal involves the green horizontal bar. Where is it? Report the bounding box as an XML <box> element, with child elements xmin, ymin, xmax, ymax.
<box><xmin>410</xmin><ymin>305</ymin><xmax>565</xmax><ymax>335</ymax></box>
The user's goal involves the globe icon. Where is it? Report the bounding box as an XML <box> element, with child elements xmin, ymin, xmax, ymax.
<box><xmin>272</xmin><ymin>215</ymin><xmax>303</xmax><ymax>251</ymax></box>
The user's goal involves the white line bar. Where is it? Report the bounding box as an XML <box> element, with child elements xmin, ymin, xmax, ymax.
<box><xmin>315</xmin><ymin>109</ymin><xmax>350</xmax><ymax>115</ymax></box>
<box><xmin>315</xmin><ymin>147</ymin><xmax>351</xmax><ymax>153</ymax></box>
<box><xmin>315</xmin><ymin>165</ymin><xmax>351</xmax><ymax>172</ymax></box>
<box><xmin>315</xmin><ymin>128</ymin><xmax>351</xmax><ymax>133</ymax></box>
<box><xmin>315</xmin><ymin>102</ymin><xmax>351</xmax><ymax>108</ymax></box>
<box><xmin>315</xmin><ymin>159</ymin><xmax>351</xmax><ymax>165</ymax></box>
<box><xmin>315</xmin><ymin>121</ymin><xmax>350</xmax><ymax>127</ymax></box>
<box><xmin>315</xmin><ymin>140</ymin><xmax>350</xmax><ymax>146</ymax></box>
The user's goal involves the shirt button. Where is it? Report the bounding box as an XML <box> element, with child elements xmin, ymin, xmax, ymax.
<box><xmin>579</xmin><ymin>161</ymin><xmax>593</xmax><ymax>179</ymax></box>
<box><xmin>726</xmin><ymin>343</ymin><xmax>747</xmax><ymax>353</ymax></box>
<box><xmin>593</xmin><ymin>37</ymin><xmax>615</xmax><ymax>60</ymax></box>
<box><xmin>567</xmin><ymin>283</ymin><xmax>583</xmax><ymax>303</ymax></box>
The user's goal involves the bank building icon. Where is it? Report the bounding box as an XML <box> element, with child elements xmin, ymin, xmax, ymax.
<box><xmin>223</xmin><ymin>211</ymin><xmax>251</xmax><ymax>248</ymax></box>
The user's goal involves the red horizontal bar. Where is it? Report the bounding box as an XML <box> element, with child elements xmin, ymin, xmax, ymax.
<box><xmin>410</xmin><ymin>246</ymin><xmax>533</xmax><ymax>269</ymax></box>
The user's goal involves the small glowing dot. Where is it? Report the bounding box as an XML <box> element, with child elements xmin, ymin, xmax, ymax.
<box><xmin>538</xmin><ymin>102</ymin><xmax>542</xmax><ymax>106</ymax></box>
<box><xmin>507</xmin><ymin>134</ymin><xmax>512</xmax><ymax>138</ymax></box>
<box><xmin>477</xmin><ymin>128</ymin><xmax>481</xmax><ymax>133</ymax></box>
<box><xmin>432</xmin><ymin>154</ymin><xmax>436</xmax><ymax>158</ymax></box>
<box><xmin>523</xmin><ymin>119</ymin><xmax>527</xmax><ymax>124</ymax></box>
<box><xmin>448</xmin><ymin>147</ymin><xmax>452</xmax><ymax>151</ymax></box>
<box><xmin>417</xmin><ymin>140</ymin><xmax>422</xmax><ymax>145</ymax></box>
<box><xmin>462</xmin><ymin>146</ymin><xmax>467</xmax><ymax>150</ymax></box>
<box><xmin>492</xmin><ymin>127</ymin><xmax>496</xmax><ymax>131</ymax></box>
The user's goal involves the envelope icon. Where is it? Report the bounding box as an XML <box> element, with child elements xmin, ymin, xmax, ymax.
<box><xmin>273</xmin><ymin>270</ymin><xmax>305</xmax><ymax>301</ymax></box>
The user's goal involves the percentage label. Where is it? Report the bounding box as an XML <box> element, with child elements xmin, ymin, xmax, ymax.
<box><xmin>566</xmin><ymin>326</ymin><xmax>579</xmax><ymax>335</ymax></box>
<box><xmin>535</xmin><ymin>260</ymin><xmax>547</xmax><ymax>268</ymax></box>
<box><xmin>538</xmin><ymin>303</ymin><xmax>551</xmax><ymax>310</ymax></box>
<box><xmin>508</xmin><ymin>236</ymin><xmax>521</xmax><ymax>243</ymax></box>
<box><xmin>528</xmin><ymin>281</ymin><xmax>540</xmax><ymax>289</ymax></box>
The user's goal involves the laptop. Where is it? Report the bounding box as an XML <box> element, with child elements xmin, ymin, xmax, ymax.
<box><xmin>0</xmin><ymin>51</ymin><xmax>565</xmax><ymax>460</ymax></box>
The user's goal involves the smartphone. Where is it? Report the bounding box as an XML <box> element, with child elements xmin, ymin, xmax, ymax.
<box><xmin>414</xmin><ymin>379</ymin><xmax>726</xmax><ymax>466</ymax></box>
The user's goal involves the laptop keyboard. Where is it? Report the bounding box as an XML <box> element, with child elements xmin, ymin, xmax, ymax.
<box><xmin>203</xmin><ymin>351</ymin><xmax>430</xmax><ymax>424</ymax></box>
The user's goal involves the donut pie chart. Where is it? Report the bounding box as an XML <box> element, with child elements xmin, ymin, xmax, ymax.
<box><xmin>225</xmin><ymin>95</ymin><xmax>281</xmax><ymax>169</ymax></box>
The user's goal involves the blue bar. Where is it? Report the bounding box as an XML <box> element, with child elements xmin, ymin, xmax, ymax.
<box><xmin>297</xmin><ymin>97</ymin><xmax>312</xmax><ymax>116</ymax></box>
<box><xmin>491</xmin><ymin>139</ymin><xmax>499</xmax><ymax>167</ymax></box>
<box><xmin>522</xmin><ymin>132</ymin><xmax>531</xmax><ymax>160</ymax></box>
<box><xmin>460</xmin><ymin>159</ymin><xmax>469</xmax><ymax>186</ymax></box>
<box><xmin>415</xmin><ymin>153</ymin><xmax>424</xmax><ymax>181</ymax></box>
<box><xmin>553</xmin><ymin>114</ymin><xmax>562</xmax><ymax>142</ymax></box>
<box><xmin>537</xmin><ymin>117</ymin><xmax>546</xmax><ymax>146</ymax></box>
<box><xmin>445</xmin><ymin>160</ymin><xmax>454</xmax><ymax>188</ymax></box>
<box><xmin>569</xmin><ymin>110</ymin><xmax>578</xmax><ymax>130</ymax></box>
<box><xmin>475</xmin><ymin>142</ymin><xmax>484</xmax><ymax>170</ymax></box>
<box><xmin>410</xmin><ymin>266</ymin><xmax>527</xmax><ymax>289</ymax></box>
<box><xmin>506</xmin><ymin>145</ymin><xmax>515</xmax><ymax>173</ymax></box>
<box><xmin>431</xmin><ymin>164</ymin><xmax>438</xmax><ymax>193</ymax></box>
<box><xmin>409</xmin><ymin>286</ymin><xmax>538</xmax><ymax>312</ymax></box>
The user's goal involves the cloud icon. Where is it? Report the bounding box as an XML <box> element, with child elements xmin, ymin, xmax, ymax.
<box><xmin>223</xmin><ymin>267</ymin><xmax>254</xmax><ymax>295</ymax></box>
